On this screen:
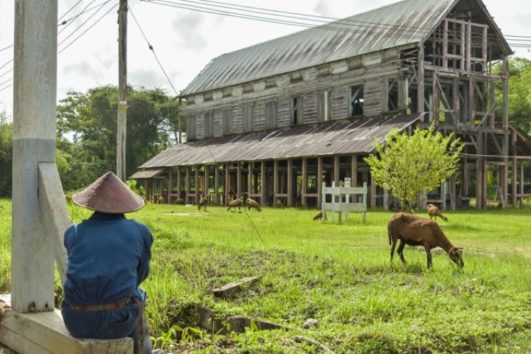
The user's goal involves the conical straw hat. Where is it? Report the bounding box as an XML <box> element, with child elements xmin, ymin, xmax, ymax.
<box><xmin>72</xmin><ymin>171</ymin><xmax>144</xmax><ymax>214</ymax></box>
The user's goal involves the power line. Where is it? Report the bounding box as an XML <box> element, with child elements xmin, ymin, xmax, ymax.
<box><xmin>0</xmin><ymin>45</ymin><xmax>13</xmax><ymax>53</ymax></box>
<box><xmin>129</xmin><ymin>8</ymin><xmax>179</xmax><ymax>95</ymax></box>
<box><xmin>58</xmin><ymin>0</ymin><xmax>85</xmax><ymax>21</ymax></box>
<box><xmin>58</xmin><ymin>3</ymin><xmax>118</xmax><ymax>54</ymax></box>
<box><xmin>59</xmin><ymin>0</ymin><xmax>112</xmax><ymax>34</ymax></box>
<box><xmin>144</xmin><ymin>0</ymin><xmax>531</xmax><ymax>50</ymax></box>
<box><xmin>58</xmin><ymin>1</ymin><xmax>115</xmax><ymax>47</ymax></box>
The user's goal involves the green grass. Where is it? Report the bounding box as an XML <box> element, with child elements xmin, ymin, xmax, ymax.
<box><xmin>1</xmin><ymin>200</ymin><xmax>530</xmax><ymax>353</ymax></box>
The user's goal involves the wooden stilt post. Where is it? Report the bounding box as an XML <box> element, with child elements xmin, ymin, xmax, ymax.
<box><xmin>273</xmin><ymin>160</ymin><xmax>279</xmax><ymax>205</ymax></box>
<box><xmin>194</xmin><ymin>165</ymin><xmax>200</xmax><ymax>204</ymax></box>
<box><xmin>204</xmin><ymin>165</ymin><xmax>209</xmax><ymax>202</ymax></box>
<box><xmin>287</xmin><ymin>159</ymin><xmax>293</xmax><ymax>206</ymax></box>
<box><xmin>333</xmin><ymin>156</ymin><xmax>340</xmax><ymax>185</ymax></box>
<box><xmin>417</xmin><ymin>45</ymin><xmax>425</xmax><ymax>117</ymax></box>
<box><xmin>167</xmin><ymin>168</ymin><xmax>173</xmax><ymax>204</ymax></box>
<box><xmin>370</xmin><ymin>182</ymin><xmax>377</xmax><ymax>208</ymax></box>
<box><xmin>301</xmin><ymin>158</ymin><xmax>307</xmax><ymax>207</ymax></box>
<box><xmin>260</xmin><ymin>161</ymin><xmax>266</xmax><ymax>205</ymax></box>
<box><xmin>176</xmin><ymin>167</ymin><xmax>181</xmax><ymax>201</ymax></box>
<box><xmin>185</xmin><ymin>166</ymin><xmax>190</xmax><ymax>203</ymax></box>
<box><xmin>236</xmin><ymin>162</ymin><xmax>242</xmax><ymax>197</ymax></box>
<box><xmin>317</xmin><ymin>157</ymin><xmax>323</xmax><ymax>207</ymax></box>
<box><xmin>248</xmin><ymin>162</ymin><xmax>253</xmax><ymax>196</ymax></box>
<box><xmin>351</xmin><ymin>155</ymin><xmax>358</xmax><ymax>187</ymax></box>
<box><xmin>225</xmin><ymin>163</ymin><xmax>230</xmax><ymax>203</ymax></box>
<box><xmin>214</xmin><ymin>165</ymin><xmax>219</xmax><ymax>205</ymax></box>
<box><xmin>476</xmin><ymin>133</ymin><xmax>484</xmax><ymax>209</ymax></box>
<box><xmin>12</xmin><ymin>0</ymin><xmax>58</xmax><ymax>313</ymax></box>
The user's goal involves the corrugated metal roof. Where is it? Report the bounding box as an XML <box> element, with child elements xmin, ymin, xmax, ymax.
<box><xmin>136</xmin><ymin>114</ymin><xmax>421</xmax><ymax>171</ymax></box>
<box><xmin>129</xmin><ymin>169</ymin><xmax>163</xmax><ymax>179</ymax></box>
<box><xmin>182</xmin><ymin>0</ymin><xmax>455</xmax><ymax>95</ymax></box>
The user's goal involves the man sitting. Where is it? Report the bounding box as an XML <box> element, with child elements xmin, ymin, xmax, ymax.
<box><xmin>61</xmin><ymin>171</ymin><xmax>154</xmax><ymax>354</ymax></box>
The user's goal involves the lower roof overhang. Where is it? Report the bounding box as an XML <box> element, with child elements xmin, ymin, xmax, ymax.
<box><xmin>134</xmin><ymin>113</ymin><xmax>422</xmax><ymax>176</ymax></box>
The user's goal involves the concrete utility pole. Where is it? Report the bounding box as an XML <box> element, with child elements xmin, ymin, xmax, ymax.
<box><xmin>12</xmin><ymin>0</ymin><xmax>57</xmax><ymax>313</ymax></box>
<box><xmin>117</xmin><ymin>0</ymin><xmax>128</xmax><ymax>180</ymax></box>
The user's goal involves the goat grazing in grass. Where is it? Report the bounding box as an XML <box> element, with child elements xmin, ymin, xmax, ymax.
<box><xmin>427</xmin><ymin>203</ymin><xmax>448</xmax><ymax>222</ymax></box>
<box><xmin>246</xmin><ymin>198</ymin><xmax>262</xmax><ymax>212</ymax></box>
<box><xmin>198</xmin><ymin>195</ymin><xmax>208</xmax><ymax>211</ymax></box>
<box><xmin>388</xmin><ymin>213</ymin><xmax>463</xmax><ymax>269</ymax></box>
<box><xmin>174</xmin><ymin>197</ymin><xmax>185</xmax><ymax>205</ymax></box>
<box><xmin>227</xmin><ymin>197</ymin><xmax>244</xmax><ymax>212</ymax></box>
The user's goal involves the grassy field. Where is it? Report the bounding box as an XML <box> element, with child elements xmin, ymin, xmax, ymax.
<box><xmin>0</xmin><ymin>199</ymin><xmax>530</xmax><ymax>353</ymax></box>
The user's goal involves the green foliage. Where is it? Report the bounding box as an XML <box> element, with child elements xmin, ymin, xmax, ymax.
<box><xmin>126</xmin><ymin>179</ymin><xmax>145</xmax><ymax>197</ymax></box>
<box><xmin>365</xmin><ymin>125</ymin><xmax>463</xmax><ymax>211</ymax></box>
<box><xmin>56</xmin><ymin>86</ymin><xmax>180</xmax><ymax>191</ymax></box>
<box><xmin>0</xmin><ymin>121</ymin><xmax>12</xmax><ymax>197</ymax></box>
<box><xmin>494</xmin><ymin>57</ymin><xmax>531</xmax><ymax>134</ymax></box>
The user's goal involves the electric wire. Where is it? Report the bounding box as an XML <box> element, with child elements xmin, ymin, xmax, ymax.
<box><xmin>58</xmin><ymin>0</ymin><xmax>85</xmax><ymax>21</ymax></box>
<box><xmin>59</xmin><ymin>0</ymin><xmax>112</xmax><ymax>35</ymax></box>
<box><xmin>0</xmin><ymin>45</ymin><xmax>13</xmax><ymax>54</ymax></box>
<box><xmin>58</xmin><ymin>3</ymin><xmax>118</xmax><ymax>54</ymax></box>
<box><xmin>143</xmin><ymin>0</ymin><xmax>531</xmax><ymax>48</ymax></box>
<box><xmin>129</xmin><ymin>8</ymin><xmax>179</xmax><ymax>95</ymax></box>
<box><xmin>58</xmin><ymin>0</ymin><xmax>115</xmax><ymax>47</ymax></box>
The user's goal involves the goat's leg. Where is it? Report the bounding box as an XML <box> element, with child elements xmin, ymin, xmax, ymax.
<box><xmin>424</xmin><ymin>245</ymin><xmax>432</xmax><ymax>268</ymax></box>
<box><xmin>397</xmin><ymin>239</ymin><xmax>407</xmax><ymax>264</ymax></box>
<box><xmin>390</xmin><ymin>238</ymin><xmax>398</xmax><ymax>262</ymax></box>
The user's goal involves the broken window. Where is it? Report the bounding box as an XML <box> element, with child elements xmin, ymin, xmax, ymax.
<box><xmin>291</xmin><ymin>97</ymin><xmax>302</xmax><ymax>125</ymax></box>
<box><xmin>349</xmin><ymin>85</ymin><xmax>364</xmax><ymax>116</ymax></box>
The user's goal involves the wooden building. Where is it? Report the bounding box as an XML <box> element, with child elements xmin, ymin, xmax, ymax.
<box><xmin>132</xmin><ymin>0</ymin><xmax>531</xmax><ymax>209</ymax></box>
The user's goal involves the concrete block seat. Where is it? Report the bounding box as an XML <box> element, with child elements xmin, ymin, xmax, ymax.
<box><xmin>0</xmin><ymin>295</ymin><xmax>133</xmax><ymax>354</ymax></box>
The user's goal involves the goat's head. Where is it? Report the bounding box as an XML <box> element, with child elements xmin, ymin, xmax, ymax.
<box><xmin>448</xmin><ymin>247</ymin><xmax>464</xmax><ymax>268</ymax></box>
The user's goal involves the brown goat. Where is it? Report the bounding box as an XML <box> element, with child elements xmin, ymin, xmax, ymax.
<box><xmin>426</xmin><ymin>203</ymin><xmax>448</xmax><ymax>222</ymax></box>
<box><xmin>198</xmin><ymin>195</ymin><xmax>208</xmax><ymax>211</ymax></box>
<box><xmin>174</xmin><ymin>198</ymin><xmax>185</xmax><ymax>205</ymax></box>
<box><xmin>227</xmin><ymin>197</ymin><xmax>244</xmax><ymax>212</ymax></box>
<box><xmin>246</xmin><ymin>198</ymin><xmax>262</xmax><ymax>212</ymax></box>
<box><xmin>157</xmin><ymin>195</ymin><xmax>165</xmax><ymax>204</ymax></box>
<box><xmin>388</xmin><ymin>213</ymin><xmax>463</xmax><ymax>269</ymax></box>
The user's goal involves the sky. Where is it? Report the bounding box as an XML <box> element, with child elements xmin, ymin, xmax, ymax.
<box><xmin>0</xmin><ymin>0</ymin><xmax>530</xmax><ymax>120</ymax></box>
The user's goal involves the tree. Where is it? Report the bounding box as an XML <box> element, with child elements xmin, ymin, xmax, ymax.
<box><xmin>0</xmin><ymin>116</ymin><xmax>12</xmax><ymax>197</ymax></box>
<box><xmin>494</xmin><ymin>57</ymin><xmax>531</xmax><ymax>134</ymax></box>
<box><xmin>56</xmin><ymin>85</ymin><xmax>179</xmax><ymax>191</ymax></box>
<box><xmin>365</xmin><ymin>125</ymin><xmax>463</xmax><ymax>211</ymax></box>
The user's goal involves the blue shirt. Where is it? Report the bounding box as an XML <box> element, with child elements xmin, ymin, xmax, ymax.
<box><xmin>63</xmin><ymin>212</ymin><xmax>152</xmax><ymax>306</ymax></box>
<box><xmin>62</xmin><ymin>212</ymin><xmax>153</xmax><ymax>341</ymax></box>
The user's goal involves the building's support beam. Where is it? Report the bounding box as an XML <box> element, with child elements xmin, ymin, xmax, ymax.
<box><xmin>453</xmin><ymin>78</ymin><xmax>459</xmax><ymax>128</ymax></box>
<box><xmin>185</xmin><ymin>166</ymin><xmax>190</xmax><ymax>203</ymax></box>
<box><xmin>12</xmin><ymin>0</ymin><xmax>58</xmax><ymax>313</ymax></box>
<box><xmin>383</xmin><ymin>189</ymin><xmax>389</xmax><ymax>210</ymax></box>
<box><xmin>260</xmin><ymin>161</ymin><xmax>266</xmax><ymax>204</ymax></box>
<box><xmin>214</xmin><ymin>165</ymin><xmax>220</xmax><ymax>205</ymax></box>
<box><xmin>476</xmin><ymin>133</ymin><xmax>485</xmax><ymax>209</ymax></box>
<box><xmin>204</xmin><ymin>165</ymin><xmax>209</xmax><ymax>202</ymax></box>
<box><xmin>225</xmin><ymin>163</ymin><xmax>230</xmax><ymax>203</ymax></box>
<box><xmin>167</xmin><ymin>168</ymin><xmax>173</xmax><ymax>204</ymax></box>
<box><xmin>398</xmin><ymin>79</ymin><xmax>408</xmax><ymax>111</ymax></box>
<box><xmin>273</xmin><ymin>160</ymin><xmax>279</xmax><ymax>204</ymax></box>
<box><xmin>351</xmin><ymin>155</ymin><xmax>358</xmax><ymax>187</ymax></box>
<box><xmin>370</xmin><ymin>182</ymin><xmax>377</xmax><ymax>208</ymax></box>
<box><xmin>466</xmin><ymin>21</ymin><xmax>472</xmax><ymax>72</ymax></box>
<box><xmin>176</xmin><ymin>167</ymin><xmax>182</xmax><ymax>201</ymax></box>
<box><xmin>301</xmin><ymin>158</ymin><xmax>308</xmax><ymax>207</ymax></box>
<box><xmin>236</xmin><ymin>162</ymin><xmax>242</xmax><ymax>197</ymax></box>
<box><xmin>194</xmin><ymin>165</ymin><xmax>200</xmax><ymax>203</ymax></box>
<box><xmin>417</xmin><ymin>46</ymin><xmax>425</xmax><ymax>117</ymax></box>
<box><xmin>287</xmin><ymin>159</ymin><xmax>293</xmax><ymax>207</ymax></box>
<box><xmin>443</xmin><ymin>19</ymin><xmax>448</xmax><ymax>70</ymax></box>
<box><xmin>317</xmin><ymin>157</ymin><xmax>323</xmax><ymax>207</ymax></box>
<box><xmin>449</xmin><ymin>176</ymin><xmax>457</xmax><ymax>210</ymax></box>
<box><xmin>432</xmin><ymin>71</ymin><xmax>439</xmax><ymax>125</ymax></box>
<box><xmin>248</xmin><ymin>162</ymin><xmax>253</xmax><ymax>196</ymax></box>
<box><xmin>333</xmin><ymin>156</ymin><xmax>340</xmax><ymax>185</ymax></box>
